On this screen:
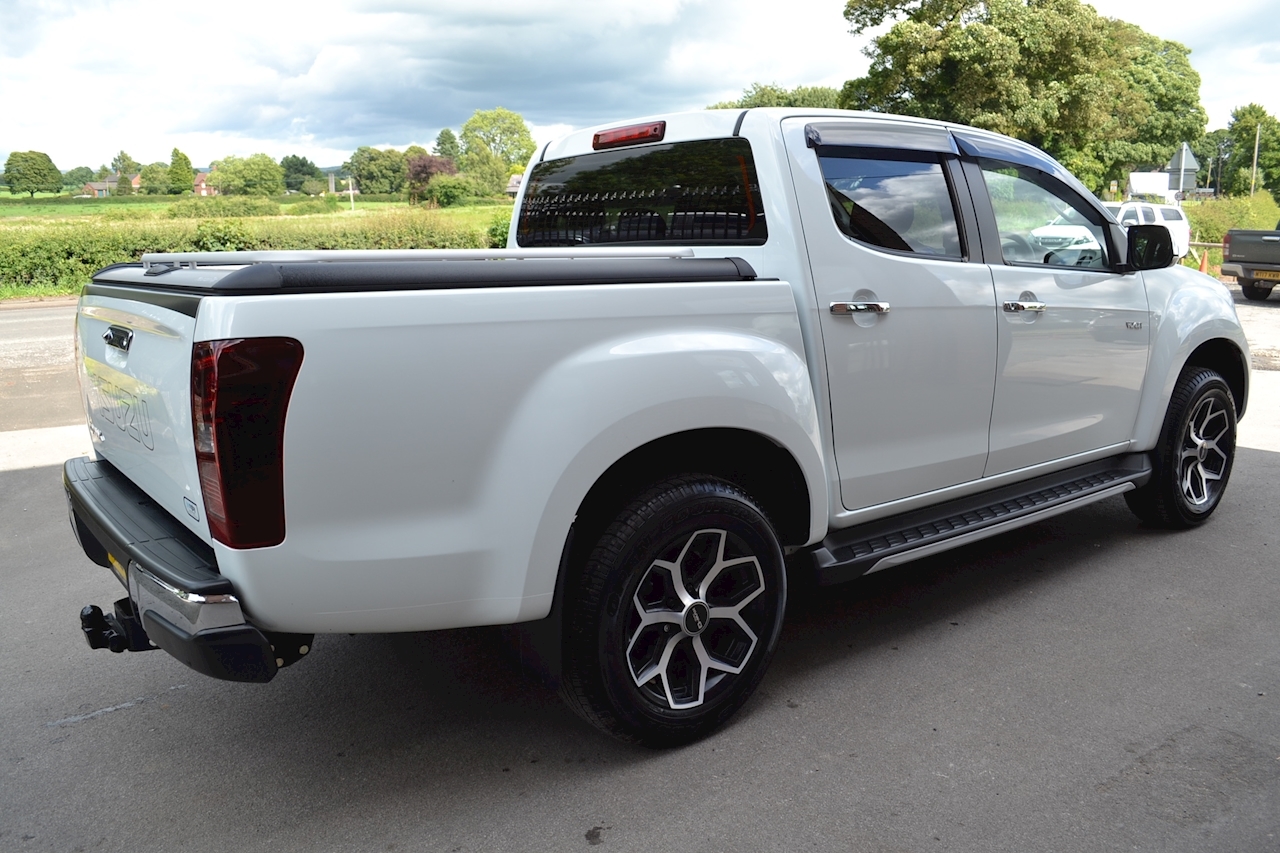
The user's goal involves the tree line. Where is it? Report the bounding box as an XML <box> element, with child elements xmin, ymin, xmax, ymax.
<box><xmin>712</xmin><ymin>0</ymin><xmax>1280</xmax><ymax>203</ymax></box>
<box><xmin>1</xmin><ymin>108</ymin><xmax>537</xmax><ymax>205</ymax></box>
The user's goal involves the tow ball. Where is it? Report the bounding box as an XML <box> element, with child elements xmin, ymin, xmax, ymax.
<box><xmin>80</xmin><ymin>598</ymin><xmax>154</xmax><ymax>653</ymax></box>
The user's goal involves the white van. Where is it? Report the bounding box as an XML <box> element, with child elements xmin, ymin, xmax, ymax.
<box><xmin>1104</xmin><ymin>201</ymin><xmax>1191</xmax><ymax>258</ymax></box>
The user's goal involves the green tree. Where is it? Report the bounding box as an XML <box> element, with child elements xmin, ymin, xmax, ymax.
<box><xmin>113</xmin><ymin>172</ymin><xmax>133</xmax><ymax>196</ymax></box>
<box><xmin>457</xmin><ymin>142</ymin><xmax>507</xmax><ymax>195</ymax></box>
<box><xmin>208</xmin><ymin>153</ymin><xmax>286</xmax><ymax>196</ymax></box>
<box><xmin>838</xmin><ymin>0</ymin><xmax>1206</xmax><ymax>190</ymax></box>
<box><xmin>169</xmin><ymin>148</ymin><xmax>194</xmax><ymax>194</ymax></box>
<box><xmin>1218</xmin><ymin>104</ymin><xmax>1280</xmax><ymax>200</ymax></box>
<box><xmin>280</xmin><ymin>154</ymin><xmax>324</xmax><ymax>192</ymax></box>
<box><xmin>94</xmin><ymin>164</ymin><xmax>111</xmax><ymax>180</ymax></box>
<box><xmin>434</xmin><ymin>128</ymin><xmax>460</xmax><ymax>159</ymax></box>
<box><xmin>460</xmin><ymin>108</ymin><xmax>535</xmax><ymax>170</ymax></box>
<box><xmin>63</xmin><ymin>166</ymin><xmax>95</xmax><ymax>188</ymax></box>
<box><xmin>140</xmin><ymin>162</ymin><xmax>172</xmax><ymax>194</ymax></box>
<box><xmin>111</xmin><ymin>151</ymin><xmax>141</xmax><ymax>176</ymax></box>
<box><xmin>709</xmin><ymin>82</ymin><xmax>840</xmax><ymax>109</ymax></box>
<box><xmin>405</xmin><ymin>144</ymin><xmax>429</xmax><ymax>160</ymax></box>
<box><xmin>342</xmin><ymin>146</ymin><xmax>407</xmax><ymax>194</ymax></box>
<box><xmin>3</xmin><ymin>151</ymin><xmax>63</xmax><ymax>196</ymax></box>
<box><xmin>300</xmin><ymin>177</ymin><xmax>327</xmax><ymax>196</ymax></box>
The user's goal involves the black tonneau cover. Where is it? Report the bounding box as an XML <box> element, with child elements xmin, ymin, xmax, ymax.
<box><xmin>89</xmin><ymin>256</ymin><xmax>758</xmax><ymax>297</ymax></box>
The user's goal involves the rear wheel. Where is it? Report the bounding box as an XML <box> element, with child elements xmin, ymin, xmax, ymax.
<box><xmin>560</xmin><ymin>476</ymin><xmax>786</xmax><ymax>746</ymax></box>
<box><xmin>1125</xmin><ymin>367</ymin><xmax>1236</xmax><ymax>528</ymax></box>
<box><xmin>1241</xmin><ymin>280</ymin><xmax>1274</xmax><ymax>302</ymax></box>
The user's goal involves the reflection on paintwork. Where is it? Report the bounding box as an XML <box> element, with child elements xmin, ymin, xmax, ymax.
<box><xmin>83</xmin><ymin>357</ymin><xmax>156</xmax><ymax>451</ymax></box>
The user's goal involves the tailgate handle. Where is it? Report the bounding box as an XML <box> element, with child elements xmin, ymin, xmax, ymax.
<box><xmin>103</xmin><ymin>326</ymin><xmax>134</xmax><ymax>352</ymax></box>
<box><xmin>1263</xmin><ymin>236</ymin><xmax>1280</xmax><ymax>242</ymax></box>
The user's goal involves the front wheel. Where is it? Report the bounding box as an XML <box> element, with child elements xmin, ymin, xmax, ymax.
<box><xmin>560</xmin><ymin>476</ymin><xmax>786</xmax><ymax>746</ymax></box>
<box><xmin>1241</xmin><ymin>280</ymin><xmax>1274</xmax><ymax>302</ymax></box>
<box><xmin>1125</xmin><ymin>367</ymin><xmax>1237</xmax><ymax>528</ymax></box>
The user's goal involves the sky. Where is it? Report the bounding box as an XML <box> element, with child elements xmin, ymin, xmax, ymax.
<box><xmin>1</xmin><ymin>0</ymin><xmax>1277</xmax><ymax>171</ymax></box>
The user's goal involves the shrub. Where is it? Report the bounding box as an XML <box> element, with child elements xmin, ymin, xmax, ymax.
<box><xmin>424</xmin><ymin>174</ymin><xmax>484</xmax><ymax>207</ymax></box>
<box><xmin>1182</xmin><ymin>195</ymin><xmax>1280</xmax><ymax>244</ymax></box>
<box><xmin>0</xmin><ymin>208</ymin><xmax>492</xmax><ymax>296</ymax></box>
<box><xmin>193</xmin><ymin>220</ymin><xmax>257</xmax><ymax>251</ymax></box>
<box><xmin>167</xmin><ymin>196</ymin><xmax>281</xmax><ymax>218</ymax></box>
<box><xmin>284</xmin><ymin>198</ymin><xmax>339</xmax><ymax>216</ymax></box>
<box><xmin>488</xmin><ymin>211</ymin><xmax>511</xmax><ymax>248</ymax></box>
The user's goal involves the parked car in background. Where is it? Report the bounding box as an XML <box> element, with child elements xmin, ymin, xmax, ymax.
<box><xmin>1103</xmin><ymin>201</ymin><xmax>1191</xmax><ymax>258</ymax></box>
<box><xmin>1029</xmin><ymin>209</ymin><xmax>1105</xmax><ymax>266</ymax></box>
<box><xmin>1222</xmin><ymin>220</ymin><xmax>1280</xmax><ymax>301</ymax></box>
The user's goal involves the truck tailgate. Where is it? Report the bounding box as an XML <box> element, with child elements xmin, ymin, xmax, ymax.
<box><xmin>1226</xmin><ymin>230</ymin><xmax>1280</xmax><ymax>268</ymax></box>
<box><xmin>77</xmin><ymin>286</ymin><xmax>208</xmax><ymax>543</ymax></box>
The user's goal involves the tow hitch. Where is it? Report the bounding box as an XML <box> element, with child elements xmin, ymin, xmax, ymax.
<box><xmin>80</xmin><ymin>598</ymin><xmax>154</xmax><ymax>653</ymax></box>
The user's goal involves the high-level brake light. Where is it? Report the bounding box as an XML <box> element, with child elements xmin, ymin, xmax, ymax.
<box><xmin>593</xmin><ymin>121</ymin><xmax>666</xmax><ymax>150</ymax></box>
<box><xmin>192</xmin><ymin>338</ymin><xmax>304</xmax><ymax>549</ymax></box>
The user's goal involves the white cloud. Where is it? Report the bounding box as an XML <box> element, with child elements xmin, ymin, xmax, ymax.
<box><xmin>0</xmin><ymin>0</ymin><xmax>1275</xmax><ymax>171</ymax></box>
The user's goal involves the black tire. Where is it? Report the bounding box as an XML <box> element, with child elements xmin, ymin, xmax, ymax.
<box><xmin>1125</xmin><ymin>367</ymin><xmax>1237</xmax><ymax>528</ymax></box>
<box><xmin>560</xmin><ymin>476</ymin><xmax>786</xmax><ymax>746</ymax></box>
<box><xmin>1241</xmin><ymin>280</ymin><xmax>1274</xmax><ymax>302</ymax></box>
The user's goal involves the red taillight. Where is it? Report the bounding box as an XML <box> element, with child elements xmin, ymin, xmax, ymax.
<box><xmin>1223</xmin><ymin>232</ymin><xmax>1231</xmax><ymax>259</ymax></box>
<box><xmin>592</xmin><ymin>121</ymin><xmax>666</xmax><ymax>150</ymax></box>
<box><xmin>192</xmin><ymin>338</ymin><xmax>304</xmax><ymax>549</ymax></box>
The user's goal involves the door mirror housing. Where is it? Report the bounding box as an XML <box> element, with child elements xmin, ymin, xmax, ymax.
<box><xmin>1126</xmin><ymin>224</ymin><xmax>1174</xmax><ymax>271</ymax></box>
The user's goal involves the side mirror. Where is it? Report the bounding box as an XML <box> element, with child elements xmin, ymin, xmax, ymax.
<box><xmin>1126</xmin><ymin>224</ymin><xmax>1174</xmax><ymax>271</ymax></box>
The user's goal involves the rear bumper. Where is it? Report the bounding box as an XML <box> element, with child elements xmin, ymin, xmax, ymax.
<box><xmin>1221</xmin><ymin>262</ymin><xmax>1280</xmax><ymax>281</ymax></box>
<box><xmin>63</xmin><ymin>456</ymin><xmax>280</xmax><ymax>683</ymax></box>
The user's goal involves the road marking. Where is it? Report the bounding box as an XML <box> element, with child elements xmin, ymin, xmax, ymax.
<box><xmin>0</xmin><ymin>424</ymin><xmax>93</xmax><ymax>471</ymax></box>
<box><xmin>46</xmin><ymin>686</ymin><xmax>187</xmax><ymax>728</ymax></box>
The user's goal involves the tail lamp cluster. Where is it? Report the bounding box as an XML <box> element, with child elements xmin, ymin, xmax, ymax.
<box><xmin>191</xmin><ymin>338</ymin><xmax>304</xmax><ymax>549</ymax></box>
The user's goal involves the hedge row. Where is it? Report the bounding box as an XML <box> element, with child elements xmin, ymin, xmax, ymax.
<box><xmin>1182</xmin><ymin>194</ymin><xmax>1280</xmax><ymax>244</ymax></box>
<box><xmin>0</xmin><ymin>210</ymin><xmax>496</xmax><ymax>295</ymax></box>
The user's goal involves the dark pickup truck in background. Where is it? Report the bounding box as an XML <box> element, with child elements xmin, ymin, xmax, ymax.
<box><xmin>1222</xmin><ymin>221</ymin><xmax>1280</xmax><ymax>301</ymax></box>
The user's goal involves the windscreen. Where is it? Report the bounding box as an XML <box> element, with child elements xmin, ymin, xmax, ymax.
<box><xmin>516</xmin><ymin>138</ymin><xmax>767</xmax><ymax>246</ymax></box>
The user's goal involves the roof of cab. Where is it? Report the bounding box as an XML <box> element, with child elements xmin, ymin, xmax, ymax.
<box><xmin>539</xmin><ymin>108</ymin><xmax>1090</xmax><ymax>201</ymax></box>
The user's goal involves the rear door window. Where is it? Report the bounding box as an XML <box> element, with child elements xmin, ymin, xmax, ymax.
<box><xmin>815</xmin><ymin>150</ymin><xmax>963</xmax><ymax>258</ymax></box>
<box><xmin>516</xmin><ymin>138</ymin><xmax>766</xmax><ymax>246</ymax></box>
<box><xmin>1140</xmin><ymin>205</ymin><xmax>1156</xmax><ymax>224</ymax></box>
<box><xmin>1161</xmin><ymin>208</ymin><xmax>1185</xmax><ymax>221</ymax></box>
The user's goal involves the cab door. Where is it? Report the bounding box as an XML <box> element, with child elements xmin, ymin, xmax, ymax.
<box><xmin>959</xmin><ymin>145</ymin><xmax>1150</xmax><ymax>476</ymax></box>
<box><xmin>782</xmin><ymin>118</ymin><xmax>998</xmax><ymax>511</ymax></box>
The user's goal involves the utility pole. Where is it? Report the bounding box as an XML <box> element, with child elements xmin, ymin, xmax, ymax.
<box><xmin>1177</xmin><ymin>142</ymin><xmax>1188</xmax><ymax>201</ymax></box>
<box><xmin>1251</xmin><ymin>123</ymin><xmax>1261</xmax><ymax>197</ymax></box>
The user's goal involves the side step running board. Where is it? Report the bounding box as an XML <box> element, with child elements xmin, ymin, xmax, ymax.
<box><xmin>810</xmin><ymin>454</ymin><xmax>1152</xmax><ymax>586</ymax></box>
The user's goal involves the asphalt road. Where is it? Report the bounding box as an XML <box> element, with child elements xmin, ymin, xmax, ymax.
<box><xmin>2</xmin><ymin>290</ymin><xmax>1279</xmax><ymax>852</ymax></box>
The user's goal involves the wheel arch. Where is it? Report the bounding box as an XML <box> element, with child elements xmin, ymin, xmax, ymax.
<box><xmin>574</xmin><ymin>427</ymin><xmax>812</xmax><ymax>547</ymax></box>
<box><xmin>544</xmin><ymin>426</ymin><xmax>817</xmax><ymax>619</ymax></box>
<box><xmin>1131</xmin><ymin>267</ymin><xmax>1251</xmax><ymax>450</ymax></box>
<box><xmin>1184</xmin><ymin>338</ymin><xmax>1249</xmax><ymax>418</ymax></box>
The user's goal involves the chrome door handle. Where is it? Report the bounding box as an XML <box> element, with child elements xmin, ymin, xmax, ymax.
<box><xmin>1002</xmin><ymin>300</ymin><xmax>1047</xmax><ymax>313</ymax></box>
<box><xmin>831</xmin><ymin>301</ymin><xmax>891</xmax><ymax>316</ymax></box>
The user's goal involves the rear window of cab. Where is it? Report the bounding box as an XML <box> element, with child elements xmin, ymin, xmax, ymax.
<box><xmin>516</xmin><ymin>138</ymin><xmax>767</xmax><ymax>247</ymax></box>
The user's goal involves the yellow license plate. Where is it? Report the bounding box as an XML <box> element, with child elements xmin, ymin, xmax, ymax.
<box><xmin>1255</xmin><ymin>269</ymin><xmax>1280</xmax><ymax>281</ymax></box>
<box><xmin>107</xmin><ymin>553</ymin><xmax>128</xmax><ymax>587</ymax></box>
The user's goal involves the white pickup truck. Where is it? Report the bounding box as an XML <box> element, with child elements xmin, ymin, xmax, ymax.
<box><xmin>66</xmin><ymin>109</ymin><xmax>1249</xmax><ymax>745</ymax></box>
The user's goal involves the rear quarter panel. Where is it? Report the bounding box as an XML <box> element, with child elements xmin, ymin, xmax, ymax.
<box><xmin>194</xmin><ymin>281</ymin><xmax>825</xmax><ymax>633</ymax></box>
